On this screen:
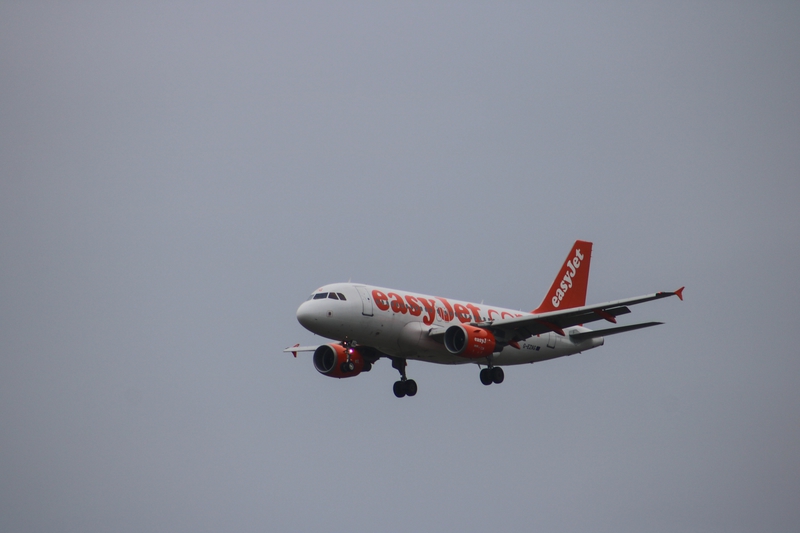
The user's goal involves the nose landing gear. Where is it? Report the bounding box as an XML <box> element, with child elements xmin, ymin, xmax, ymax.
<box><xmin>340</xmin><ymin>339</ymin><xmax>357</xmax><ymax>373</ymax></box>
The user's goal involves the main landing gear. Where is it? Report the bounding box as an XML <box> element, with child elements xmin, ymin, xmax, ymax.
<box><xmin>479</xmin><ymin>357</ymin><xmax>504</xmax><ymax>386</ymax></box>
<box><xmin>392</xmin><ymin>358</ymin><xmax>417</xmax><ymax>398</ymax></box>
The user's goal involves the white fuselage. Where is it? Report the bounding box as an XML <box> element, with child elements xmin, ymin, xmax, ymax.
<box><xmin>296</xmin><ymin>283</ymin><xmax>604</xmax><ymax>366</ymax></box>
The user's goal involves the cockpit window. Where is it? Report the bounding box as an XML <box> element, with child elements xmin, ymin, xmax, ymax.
<box><xmin>313</xmin><ymin>292</ymin><xmax>328</xmax><ymax>299</ymax></box>
<box><xmin>337</xmin><ymin>293</ymin><xmax>346</xmax><ymax>300</ymax></box>
<box><xmin>328</xmin><ymin>293</ymin><xmax>339</xmax><ymax>300</ymax></box>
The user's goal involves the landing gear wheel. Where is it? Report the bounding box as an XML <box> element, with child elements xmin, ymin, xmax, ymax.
<box><xmin>341</xmin><ymin>361</ymin><xmax>355</xmax><ymax>373</ymax></box>
<box><xmin>404</xmin><ymin>379</ymin><xmax>418</xmax><ymax>397</ymax></box>
<box><xmin>492</xmin><ymin>366</ymin><xmax>504</xmax><ymax>384</ymax></box>
<box><xmin>393</xmin><ymin>381</ymin><xmax>407</xmax><ymax>398</ymax></box>
<box><xmin>479</xmin><ymin>368</ymin><xmax>493</xmax><ymax>386</ymax></box>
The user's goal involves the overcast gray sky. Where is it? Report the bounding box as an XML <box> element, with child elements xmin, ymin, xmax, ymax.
<box><xmin>1</xmin><ymin>2</ymin><xmax>799</xmax><ymax>532</ymax></box>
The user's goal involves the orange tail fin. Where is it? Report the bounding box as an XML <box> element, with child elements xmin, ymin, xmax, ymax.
<box><xmin>533</xmin><ymin>240</ymin><xmax>593</xmax><ymax>313</ymax></box>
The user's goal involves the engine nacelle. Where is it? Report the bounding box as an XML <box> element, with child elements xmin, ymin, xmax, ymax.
<box><xmin>313</xmin><ymin>344</ymin><xmax>365</xmax><ymax>378</ymax></box>
<box><xmin>443</xmin><ymin>324</ymin><xmax>496</xmax><ymax>358</ymax></box>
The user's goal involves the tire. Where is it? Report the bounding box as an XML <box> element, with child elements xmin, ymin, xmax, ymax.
<box><xmin>341</xmin><ymin>361</ymin><xmax>355</xmax><ymax>373</ymax></box>
<box><xmin>405</xmin><ymin>379</ymin><xmax>418</xmax><ymax>397</ymax></box>
<box><xmin>492</xmin><ymin>366</ymin><xmax>504</xmax><ymax>384</ymax></box>
<box><xmin>393</xmin><ymin>381</ymin><xmax>407</xmax><ymax>398</ymax></box>
<box><xmin>479</xmin><ymin>368</ymin><xmax>493</xmax><ymax>386</ymax></box>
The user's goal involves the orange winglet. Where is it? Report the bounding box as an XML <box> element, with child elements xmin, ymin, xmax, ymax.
<box><xmin>593</xmin><ymin>309</ymin><xmax>617</xmax><ymax>323</ymax></box>
<box><xmin>509</xmin><ymin>341</ymin><xmax>521</xmax><ymax>349</ymax></box>
<box><xmin>290</xmin><ymin>343</ymin><xmax>299</xmax><ymax>357</ymax></box>
<box><xmin>675</xmin><ymin>287</ymin><xmax>685</xmax><ymax>301</ymax></box>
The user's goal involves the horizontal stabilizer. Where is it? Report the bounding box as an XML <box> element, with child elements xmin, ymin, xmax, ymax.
<box><xmin>569</xmin><ymin>322</ymin><xmax>663</xmax><ymax>341</ymax></box>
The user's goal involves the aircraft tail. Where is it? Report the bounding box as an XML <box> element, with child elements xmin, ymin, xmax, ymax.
<box><xmin>533</xmin><ymin>240</ymin><xmax>593</xmax><ymax>314</ymax></box>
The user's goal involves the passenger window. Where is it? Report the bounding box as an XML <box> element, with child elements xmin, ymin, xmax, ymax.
<box><xmin>337</xmin><ymin>293</ymin><xmax>346</xmax><ymax>300</ymax></box>
<box><xmin>313</xmin><ymin>293</ymin><xmax>328</xmax><ymax>299</ymax></box>
<box><xmin>328</xmin><ymin>293</ymin><xmax>339</xmax><ymax>300</ymax></box>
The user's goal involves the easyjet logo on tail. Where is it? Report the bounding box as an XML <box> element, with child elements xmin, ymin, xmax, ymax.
<box><xmin>534</xmin><ymin>240</ymin><xmax>593</xmax><ymax>314</ymax></box>
<box><xmin>552</xmin><ymin>248</ymin><xmax>584</xmax><ymax>308</ymax></box>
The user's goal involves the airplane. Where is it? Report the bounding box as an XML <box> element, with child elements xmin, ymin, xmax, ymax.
<box><xmin>284</xmin><ymin>240</ymin><xmax>683</xmax><ymax>398</ymax></box>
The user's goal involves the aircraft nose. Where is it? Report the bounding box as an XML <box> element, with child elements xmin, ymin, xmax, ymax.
<box><xmin>296</xmin><ymin>301</ymin><xmax>315</xmax><ymax>329</ymax></box>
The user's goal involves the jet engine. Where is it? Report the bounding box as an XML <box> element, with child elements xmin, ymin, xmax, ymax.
<box><xmin>313</xmin><ymin>344</ymin><xmax>366</xmax><ymax>378</ymax></box>
<box><xmin>443</xmin><ymin>324</ymin><xmax>496</xmax><ymax>358</ymax></box>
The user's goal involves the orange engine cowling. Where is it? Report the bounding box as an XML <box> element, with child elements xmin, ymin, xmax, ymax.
<box><xmin>312</xmin><ymin>344</ymin><xmax>365</xmax><ymax>378</ymax></box>
<box><xmin>444</xmin><ymin>324</ymin><xmax>496</xmax><ymax>358</ymax></box>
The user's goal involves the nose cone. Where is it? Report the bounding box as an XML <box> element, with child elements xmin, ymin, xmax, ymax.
<box><xmin>296</xmin><ymin>301</ymin><xmax>315</xmax><ymax>330</ymax></box>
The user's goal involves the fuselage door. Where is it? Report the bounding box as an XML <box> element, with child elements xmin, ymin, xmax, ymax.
<box><xmin>547</xmin><ymin>332</ymin><xmax>557</xmax><ymax>349</ymax></box>
<box><xmin>355</xmin><ymin>285</ymin><xmax>373</xmax><ymax>316</ymax></box>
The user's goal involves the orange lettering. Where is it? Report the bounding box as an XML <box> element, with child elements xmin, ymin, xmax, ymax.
<box><xmin>373</xmin><ymin>290</ymin><xmax>390</xmax><ymax>311</ymax></box>
<box><xmin>465</xmin><ymin>303</ymin><xmax>482</xmax><ymax>322</ymax></box>
<box><xmin>454</xmin><ymin>303</ymin><xmax>472</xmax><ymax>323</ymax></box>
<box><xmin>417</xmin><ymin>297</ymin><xmax>437</xmax><ymax>325</ymax></box>
<box><xmin>436</xmin><ymin>297</ymin><xmax>454</xmax><ymax>322</ymax></box>
<box><xmin>389</xmin><ymin>292</ymin><xmax>407</xmax><ymax>314</ymax></box>
<box><xmin>405</xmin><ymin>295</ymin><xmax>422</xmax><ymax>316</ymax></box>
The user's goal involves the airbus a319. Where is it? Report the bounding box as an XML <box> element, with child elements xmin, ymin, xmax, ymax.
<box><xmin>285</xmin><ymin>240</ymin><xmax>683</xmax><ymax>398</ymax></box>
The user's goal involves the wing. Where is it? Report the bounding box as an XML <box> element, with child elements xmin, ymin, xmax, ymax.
<box><xmin>283</xmin><ymin>344</ymin><xmax>319</xmax><ymax>357</ymax></box>
<box><xmin>484</xmin><ymin>287</ymin><xmax>684</xmax><ymax>339</ymax></box>
<box><xmin>283</xmin><ymin>343</ymin><xmax>388</xmax><ymax>363</ymax></box>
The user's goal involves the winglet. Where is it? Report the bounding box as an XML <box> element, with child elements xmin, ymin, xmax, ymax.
<box><xmin>290</xmin><ymin>343</ymin><xmax>299</xmax><ymax>357</ymax></box>
<box><xmin>675</xmin><ymin>286</ymin><xmax>684</xmax><ymax>301</ymax></box>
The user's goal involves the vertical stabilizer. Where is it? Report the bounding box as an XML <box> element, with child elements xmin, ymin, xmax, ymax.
<box><xmin>534</xmin><ymin>240</ymin><xmax>593</xmax><ymax>313</ymax></box>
